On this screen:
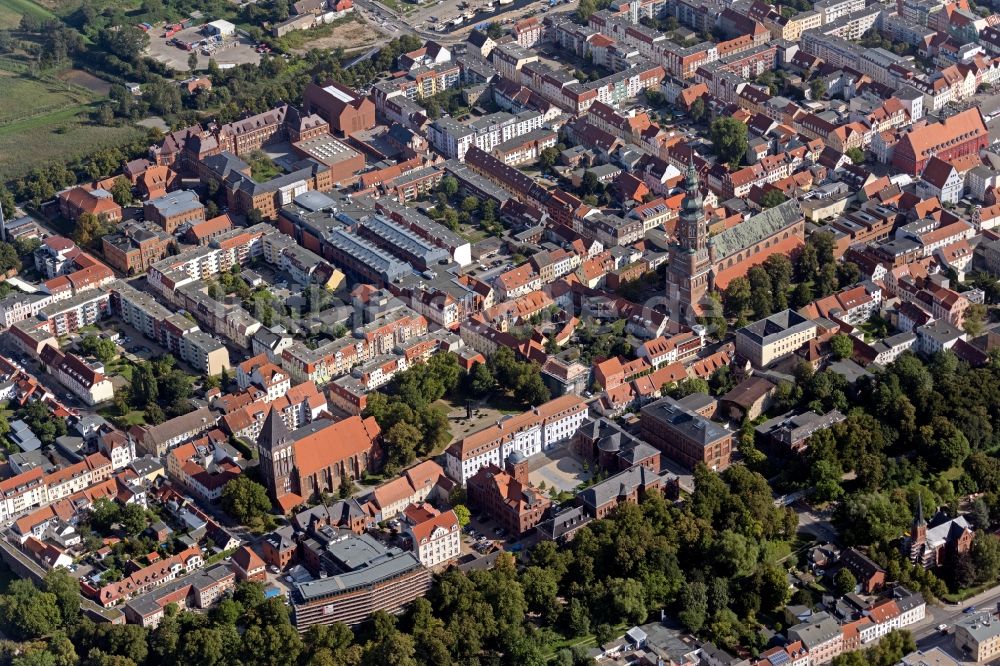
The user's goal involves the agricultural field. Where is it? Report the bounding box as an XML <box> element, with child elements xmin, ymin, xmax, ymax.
<box><xmin>0</xmin><ymin>0</ymin><xmax>55</xmax><ymax>27</ymax></box>
<box><xmin>0</xmin><ymin>67</ymin><xmax>141</xmax><ymax>181</ymax></box>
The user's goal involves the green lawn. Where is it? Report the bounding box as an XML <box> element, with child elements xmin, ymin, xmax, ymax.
<box><xmin>541</xmin><ymin>622</ymin><xmax>630</xmax><ymax>660</ymax></box>
<box><xmin>248</xmin><ymin>151</ymin><xmax>282</xmax><ymax>182</ymax></box>
<box><xmin>942</xmin><ymin>582</ymin><xmax>993</xmax><ymax>604</ymax></box>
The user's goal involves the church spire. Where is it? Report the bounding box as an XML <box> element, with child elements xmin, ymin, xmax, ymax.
<box><xmin>678</xmin><ymin>157</ymin><xmax>706</xmax><ymax>252</ymax></box>
<box><xmin>916</xmin><ymin>494</ymin><xmax>926</xmax><ymax>527</ymax></box>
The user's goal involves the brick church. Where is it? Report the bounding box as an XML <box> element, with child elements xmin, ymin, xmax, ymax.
<box><xmin>666</xmin><ymin>161</ymin><xmax>805</xmax><ymax>322</ymax></box>
<box><xmin>256</xmin><ymin>408</ymin><xmax>382</xmax><ymax>512</ymax></box>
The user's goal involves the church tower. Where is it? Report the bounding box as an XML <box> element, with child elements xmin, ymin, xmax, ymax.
<box><xmin>257</xmin><ymin>408</ymin><xmax>296</xmax><ymax>501</ymax></box>
<box><xmin>667</xmin><ymin>160</ymin><xmax>712</xmax><ymax>321</ymax></box>
<box><xmin>912</xmin><ymin>495</ymin><xmax>927</xmax><ymax>546</ymax></box>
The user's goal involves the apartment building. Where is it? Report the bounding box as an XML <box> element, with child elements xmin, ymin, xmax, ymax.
<box><xmin>102</xmin><ymin>223</ymin><xmax>173</xmax><ymax>275</ymax></box>
<box><xmin>111</xmin><ymin>281</ymin><xmax>231</xmax><ymax>376</ymax></box>
<box><xmin>954</xmin><ymin>612</ymin><xmax>1000</xmax><ymax>663</ymax></box>
<box><xmin>40</xmin><ymin>346</ymin><xmax>114</xmax><ymax>405</ymax></box>
<box><xmin>402</xmin><ymin>505</ymin><xmax>460</xmax><ymax>568</ymax></box>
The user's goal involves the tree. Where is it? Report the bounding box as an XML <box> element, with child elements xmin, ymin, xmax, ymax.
<box><xmin>460</xmin><ymin>196</ymin><xmax>479</xmax><ymax>214</ymax></box>
<box><xmin>453</xmin><ymin>504</ymin><xmax>470</xmax><ymax>527</ymax></box>
<box><xmin>830</xmin><ymin>334</ymin><xmax>853</xmax><ymax>360</ymax></box>
<box><xmin>384</xmin><ymin>422</ymin><xmax>422</xmax><ymax>473</ymax></box>
<box><xmin>971</xmin><ymin>533</ymin><xmax>1000</xmax><ymax>584</ymax></box>
<box><xmin>576</xmin><ymin>0</ymin><xmax>597</xmax><ymax>22</ymax></box>
<box><xmin>580</xmin><ymin>170</ymin><xmax>602</xmax><ymax>196</ymax></box>
<box><xmin>130</xmin><ymin>362</ymin><xmax>158</xmax><ymax>408</ymax></box>
<box><xmin>188</xmin><ymin>51</ymin><xmax>199</xmax><ymax>71</ymax></box>
<box><xmin>834</xmin><ymin>568</ymin><xmax>857</xmax><ymax>595</ymax></box>
<box><xmin>144</xmin><ymin>403</ymin><xmax>165</xmax><ymax>425</ymax></box>
<box><xmin>538</xmin><ymin>147</ymin><xmax>559</xmax><ymax>170</ymax></box>
<box><xmin>338</xmin><ymin>473</ymin><xmax>356</xmax><ymax>499</ymax></box>
<box><xmin>724</xmin><ymin>277</ymin><xmax>751</xmax><ymax>319</ymax></box>
<box><xmin>19</xmin><ymin>399</ymin><xmax>66</xmax><ymax>445</ymax></box>
<box><xmin>0</xmin><ymin>580</ymin><xmax>61</xmax><ymax>639</ymax></box>
<box><xmin>109</xmin><ymin>177</ymin><xmax>133</xmax><ymax>207</ymax></box>
<box><xmin>747</xmin><ymin>265</ymin><xmax>773</xmax><ymax>319</ymax></box>
<box><xmin>845</xmin><ymin>147</ymin><xmax>865</xmax><ymax>165</ymax></box>
<box><xmin>79</xmin><ymin>335</ymin><xmax>117</xmax><ymax>363</ymax></box>
<box><xmin>43</xmin><ymin>569</ymin><xmax>80</xmax><ymax>626</ymax></box>
<box><xmin>810</xmin><ymin>78</ymin><xmax>827</xmax><ymax>100</ymax></box>
<box><xmin>121</xmin><ymin>503</ymin><xmax>147</xmax><ymax>536</ymax></box>
<box><xmin>608</xmin><ymin>578</ymin><xmax>647</xmax><ymax>626</ymax></box>
<box><xmin>668</xmin><ymin>377</ymin><xmax>710</xmax><ymax>398</ymax></box>
<box><xmin>709</xmin><ymin>117</ymin><xmax>748</xmax><ymax>168</ymax></box>
<box><xmin>468</xmin><ymin>361</ymin><xmax>495</xmax><ymax>397</ymax></box>
<box><xmin>760</xmin><ymin>189</ymin><xmax>787</xmax><ymax>208</ymax></box>
<box><xmin>919</xmin><ymin>416</ymin><xmax>970</xmax><ymax>471</ymax></box>
<box><xmin>689</xmin><ymin>96</ymin><xmax>706</xmax><ymax>123</ymax></box>
<box><xmin>221</xmin><ymin>477</ymin><xmax>272</xmax><ymax>525</ymax></box>
<box><xmin>438</xmin><ymin>176</ymin><xmax>458</xmax><ymax>198</ymax></box>
<box><xmin>74</xmin><ymin>212</ymin><xmax>113</xmax><ymax>249</ymax></box>
<box><xmin>763</xmin><ymin>253</ymin><xmax>793</xmax><ymax>310</ymax></box>
<box><xmin>0</xmin><ymin>241</ymin><xmax>19</xmax><ymax>273</ymax></box>
<box><xmin>0</xmin><ymin>188</ymin><xmax>15</xmax><ymax>219</ymax></box>
<box><xmin>517</xmin><ymin>369</ymin><xmax>550</xmax><ymax>406</ymax></box>
<box><xmin>89</xmin><ymin>497</ymin><xmax>121</xmax><ymax>533</ymax></box>
<box><xmin>964</xmin><ymin>303</ymin><xmax>988</xmax><ymax>337</ymax></box>
<box><xmin>678</xmin><ymin>581</ymin><xmax>708</xmax><ymax>633</ymax></box>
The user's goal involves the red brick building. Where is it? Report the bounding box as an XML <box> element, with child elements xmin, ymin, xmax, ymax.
<box><xmin>102</xmin><ymin>223</ymin><xmax>173</xmax><ymax>275</ymax></box>
<box><xmin>256</xmin><ymin>408</ymin><xmax>382</xmax><ymax>512</ymax></box>
<box><xmin>302</xmin><ymin>81</ymin><xmax>376</xmax><ymax>136</ymax></box>
<box><xmin>466</xmin><ymin>454</ymin><xmax>551</xmax><ymax>537</ymax></box>
<box><xmin>892</xmin><ymin>107</ymin><xmax>988</xmax><ymax>175</ymax></box>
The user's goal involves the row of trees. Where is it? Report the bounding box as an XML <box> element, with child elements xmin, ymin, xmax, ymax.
<box><xmin>722</xmin><ymin>232</ymin><xmax>861</xmax><ymax>324</ymax></box>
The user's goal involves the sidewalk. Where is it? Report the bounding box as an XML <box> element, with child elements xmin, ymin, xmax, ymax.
<box><xmin>940</xmin><ymin>583</ymin><xmax>1000</xmax><ymax>610</ymax></box>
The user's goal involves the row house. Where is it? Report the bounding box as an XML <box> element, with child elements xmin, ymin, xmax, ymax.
<box><xmin>910</xmin><ymin>64</ymin><xmax>977</xmax><ymax>112</ymax></box>
<box><xmin>367</xmin><ymin>460</ymin><xmax>449</xmax><ymax>521</ymax></box>
<box><xmin>636</xmin><ymin>329</ymin><xmax>703</xmax><ymax>367</ymax></box>
<box><xmin>800</xmin><ymin>283</ymin><xmax>882</xmax><ymax>325</ymax></box>
<box><xmin>86</xmin><ymin>546</ymin><xmax>205</xmax><ymax>608</ymax></box>
<box><xmin>44</xmin><ymin>453</ymin><xmax>113</xmax><ymax>503</ymax></box>
<box><xmin>280</xmin><ymin>310</ymin><xmax>428</xmax><ymax>385</ymax></box>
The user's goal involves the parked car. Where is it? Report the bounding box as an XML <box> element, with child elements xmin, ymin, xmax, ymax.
<box><xmin>964</xmin><ymin>606</ymin><xmax>976</xmax><ymax>613</ymax></box>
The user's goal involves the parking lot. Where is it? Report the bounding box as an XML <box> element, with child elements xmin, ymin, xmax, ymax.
<box><xmin>146</xmin><ymin>25</ymin><xmax>262</xmax><ymax>71</ymax></box>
